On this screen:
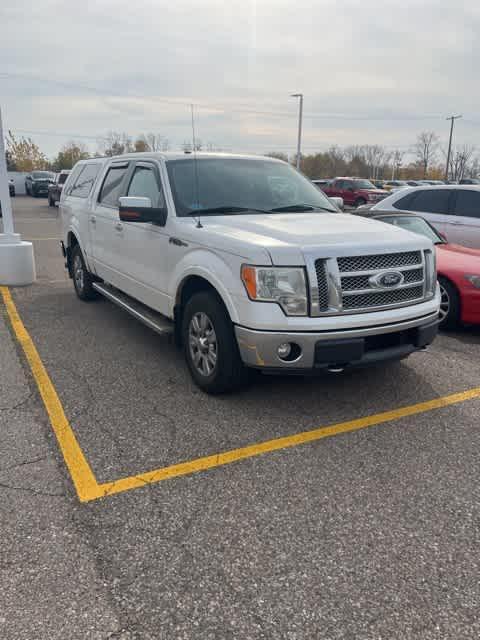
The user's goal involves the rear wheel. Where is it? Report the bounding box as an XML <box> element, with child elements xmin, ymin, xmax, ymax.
<box><xmin>182</xmin><ymin>291</ymin><xmax>250</xmax><ymax>393</ymax></box>
<box><xmin>71</xmin><ymin>245</ymin><xmax>98</xmax><ymax>301</ymax></box>
<box><xmin>438</xmin><ymin>276</ymin><xmax>460</xmax><ymax>330</ymax></box>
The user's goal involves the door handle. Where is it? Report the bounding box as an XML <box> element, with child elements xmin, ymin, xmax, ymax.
<box><xmin>90</xmin><ymin>215</ymin><xmax>96</xmax><ymax>224</ymax></box>
<box><xmin>114</xmin><ymin>222</ymin><xmax>123</xmax><ymax>232</ymax></box>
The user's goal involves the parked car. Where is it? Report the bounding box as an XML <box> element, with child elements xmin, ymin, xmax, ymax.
<box><xmin>356</xmin><ymin>210</ymin><xmax>480</xmax><ymax>329</ymax></box>
<box><xmin>9</xmin><ymin>178</ymin><xmax>15</xmax><ymax>197</ymax></box>
<box><xmin>406</xmin><ymin>181</ymin><xmax>421</xmax><ymax>187</ymax></box>
<box><xmin>371</xmin><ymin>185</ymin><xmax>480</xmax><ymax>249</ymax></box>
<box><xmin>383</xmin><ymin>180</ymin><xmax>408</xmax><ymax>191</ymax></box>
<box><xmin>25</xmin><ymin>171</ymin><xmax>55</xmax><ymax>197</ymax></box>
<box><xmin>323</xmin><ymin>177</ymin><xmax>389</xmax><ymax>207</ymax></box>
<box><xmin>459</xmin><ymin>178</ymin><xmax>480</xmax><ymax>185</ymax></box>
<box><xmin>48</xmin><ymin>170</ymin><xmax>71</xmax><ymax>206</ymax></box>
<box><xmin>311</xmin><ymin>179</ymin><xmax>332</xmax><ymax>188</ymax></box>
<box><xmin>60</xmin><ymin>153</ymin><xmax>439</xmax><ymax>393</ymax></box>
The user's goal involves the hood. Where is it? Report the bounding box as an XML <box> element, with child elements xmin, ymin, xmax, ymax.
<box><xmin>437</xmin><ymin>242</ymin><xmax>480</xmax><ymax>273</ymax></box>
<box><xmin>194</xmin><ymin>213</ymin><xmax>433</xmax><ymax>265</ymax></box>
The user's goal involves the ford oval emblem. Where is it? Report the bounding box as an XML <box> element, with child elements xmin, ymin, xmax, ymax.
<box><xmin>369</xmin><ymin>270</ymin><xmax>404</xmax><ymax>289</ymax></box>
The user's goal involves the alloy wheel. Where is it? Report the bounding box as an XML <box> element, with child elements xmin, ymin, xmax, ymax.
<box><xmin>188</xmin><ymin>312</ymin><xmax>218</xmax><ymax>377</ymax></box>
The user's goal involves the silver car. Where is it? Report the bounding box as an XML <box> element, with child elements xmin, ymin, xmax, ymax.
<box><xmin>371</xmin><ymin>185</ymin><xmax>480</xmax><ymax>249</ymax></box>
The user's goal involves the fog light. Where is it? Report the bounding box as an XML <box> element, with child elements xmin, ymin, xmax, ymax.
<box><xmin>277</xmin><ymin>343</ymin><xmax>292</xmax><ymax>359</ymax></box>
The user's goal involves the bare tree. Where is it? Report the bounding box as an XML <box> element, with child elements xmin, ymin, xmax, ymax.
<box><xmin>414</xmin><ymin>132</ymin><xmax>439</xmax><ymax>178</ymax></box>
<box><xmin>448</xmin><ymin>145</ymin><xmax>476</xmax><ymax>181</ymax></box>
<box><xmin>97</xmin><ymin>131</ymin><xmax>133</xmax><ymax>157</ymax></box>
<box><xmin>390</xmin><ymin>149</ymin><xmax>404</xmax><ymax>180</ymax></box>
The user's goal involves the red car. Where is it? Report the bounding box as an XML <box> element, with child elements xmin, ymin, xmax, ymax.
<box><xmin>323</xmin><ymin>177</ymin><xmax>389</xmax><ymax>208</ymax></box>
<box><xmin>358</xmin><ymin>210</ymin><xmax>480</xmax><ymax>328</ymax></box>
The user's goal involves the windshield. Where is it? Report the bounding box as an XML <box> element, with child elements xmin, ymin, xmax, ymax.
<box><xmin>166</xmin><ymin>158</ymin><xmax>337</xmax><ymax>216</ymax></box>
<box><xmin>352</xmin><ymin>179</ymin><xmax>376</xmax><ymax>190</ymax></box>
<box><xmin>378</xmin><ymin>215</ymin><xmax>443</xmax><ymax>243</ymax></box>
<box><xmin>32</xmin><ymin>171</ymin><xmax>53</xmax><ymax>179</ymax></box>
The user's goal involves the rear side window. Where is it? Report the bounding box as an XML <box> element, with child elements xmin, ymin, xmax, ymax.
<box><xmin>99</xmin><ymin>165</ymin><xmax>129</xmax><ymax>207</ymax></box>
<box><xmin>393</xmin><ymin>192</ymin><xmax>417</xmax><ymax>209</ymax></box>
<box><xmin>64</xmin><ymin>164</ymin><xmax>83</xmax><ymax>195</ymax></box>
<box><xmin>404</xmin><ymin>189</ymin><xmax>451</xmax><ymax>214</ymax></box>
<box><xmin>70</xmin><ymin>164</ymin><xmax>101</xmax><ymax>198</ymax></box>
<box><xmin>59</xmin><ymin>173</ymin><xmax>69</xmax><ymax>185</ymax></box>
<box><xmin>453</xmin><ymin>190</ymin><xmax>480</xmax><ymax>218</ymax></box>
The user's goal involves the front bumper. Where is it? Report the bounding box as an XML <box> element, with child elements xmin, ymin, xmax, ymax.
<box><xmin>235</xmin><ymin>312</ymin><xmax>439</xmax><ymax>371</ymax></box>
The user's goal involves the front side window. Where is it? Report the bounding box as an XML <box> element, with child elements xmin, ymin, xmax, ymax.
<box><xmin>453</xmin><ymin>190</ymin><xmax>480</xmax><ymax>218</ymax></box>
<box><xmin>166</xmin><ymin>158</ymin><xmax>336</xmax><ymax>216</ymax></box>
<box><xmin>127</xmin><ymin>166</ymin><xmax>165</xmax><ymax>208</ymax></box>
<box><xmin>70</xmin><ymin>164</ymin><xmax>101</xmax><ymax>198</ymax></box>
<box><xmin>99</xmin><ymin>165</ymin><xmax>129</xmax><ymax>207</ymax></box>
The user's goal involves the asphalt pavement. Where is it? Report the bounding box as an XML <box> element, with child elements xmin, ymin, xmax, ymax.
<box><xmin>1</xmin><ymin>196</ymin><xmax>480</xmax><ymax>639</ymax></box>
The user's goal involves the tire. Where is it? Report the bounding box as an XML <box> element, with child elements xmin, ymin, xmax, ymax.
<box><xmin>438</xmin><ymin>276</ymin><xmax>460</xmax><ymax>330</ymax></box>
<box><xmin>354</xmin><ymin>197</ymin><xmax>367</xmax><ymax>208</ymax></box>
<box><xmin>71</xmin><ymin>244</ymin><xmax>98</xmax><ymax>301</ymax></box>
<box><xmin>182</xmin><ymin>291</ymin><xmax>250</xmax><ymax>393</ymax></box>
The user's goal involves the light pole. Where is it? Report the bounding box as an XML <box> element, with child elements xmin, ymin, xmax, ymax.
<box><xmin>445</xmin><ymin>114</ymin><xmax>462</xmax><ymax>181</ymax></box>
<box><xmin>291</xmin><ymin>93</ymin><xmax>303</xmax><ymax>170</ymax></box>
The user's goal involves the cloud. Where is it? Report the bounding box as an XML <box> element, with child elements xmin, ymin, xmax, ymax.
<box><xmin>1</xmin><ymin>0</ymin><xmax>479</xmax><ymax>157</ymax></box>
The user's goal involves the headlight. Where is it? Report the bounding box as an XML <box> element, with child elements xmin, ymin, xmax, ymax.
<box><xmin>241</xmin><ymin>265</ymin><xmax>308</xmax><ymax>316</ymax></box>
<box><xmin>465</xmin><ymin>275</ymin><xmax>480</xmax><ymax>289</ymax></box>
<box><xmin>424</xmin><ymin>249</ymin><xmax>436</xmax><ymax>296</ymax></box>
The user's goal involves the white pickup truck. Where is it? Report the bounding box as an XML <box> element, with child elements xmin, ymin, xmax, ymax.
<box><xmin>60</xmin><ymin>153</ymin><xmax>440</xmax><ymax>393</ymax></box>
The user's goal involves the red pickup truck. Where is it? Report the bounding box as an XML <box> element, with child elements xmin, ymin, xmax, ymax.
<box><xmin>323</xmin><ymin>177</ymin><xmax>389</xmax><ymax>208</ymax></box>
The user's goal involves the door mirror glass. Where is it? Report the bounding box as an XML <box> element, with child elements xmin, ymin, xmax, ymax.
<box><xmin>119</xmin><ymin>196</ymin><xmax>167</xmax><ymax>225</ymax></box>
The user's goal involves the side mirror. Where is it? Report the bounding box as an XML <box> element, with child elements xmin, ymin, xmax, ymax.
<box><xmin>329</xmin><ymin>196</ymin><xmax>344</xmax><ymax>211</ymax></box>
<box><xmin>119</xmin><ymin>196</ymin><xmax>167</xmax><ymax>226</ymax></box>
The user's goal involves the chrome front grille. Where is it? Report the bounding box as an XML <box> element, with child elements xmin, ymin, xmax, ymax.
<box><xmin>311</xmin><ymin>251</ymin><xmax>427</xmax><ymax>316</ymax></box>
<box><xmin>343</xmin><ymin>286</ymin><xmax>424</xmax><ymax>310</ymax></box>
<box><xmin>338</xmin><ymin>252</ymin><xmax>421</xmax><ymax>272</ymax></box>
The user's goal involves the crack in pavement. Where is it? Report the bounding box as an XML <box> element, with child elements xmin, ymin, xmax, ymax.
<box><xmin>0</xmin><ymin>481</ymin><xmax>66</xmax><ymax>498</ymax></box>
<box><xmin>0</xmin><ymin>456</ymin><xmax>48</xmax><ymax>474</ymax></box>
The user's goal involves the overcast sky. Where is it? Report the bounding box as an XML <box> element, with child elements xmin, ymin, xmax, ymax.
<box><xmin>1</xmin><ymin>0</ymin><xmax>479</xmax><ymax>159</ymax></box>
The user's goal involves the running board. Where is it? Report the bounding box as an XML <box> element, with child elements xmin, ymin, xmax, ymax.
<box><xmin>93</xmin><ymin>283</ymin><xmax>174</xmax><ymax>337</ymax></box>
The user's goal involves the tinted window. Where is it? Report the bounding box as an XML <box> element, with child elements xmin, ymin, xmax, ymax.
<box><xmin>59</xmin><ymin>173</ymin><xmax>69</xmax><ymax>185</ymax></box>
<box><xmin>393</xmin><ymin>192</ymin><xmax>417</xmax><ymax>209</ymax></box>
<box><xmin>127</xmin><ymin>166</ymin><xmax>165</xmax><ymax>207</ymax></box>
<box><xmin>404</xmin><ymin>189</ymin><xmax>451</xmax><ymax>214</ymax></box>
<box><xmin>99</xmin><ymin>165</ymin><xmax>128</xmax><ymax>207</ymax></box>
<box><xmin>32</xmin><ymin>171</ymin><xmax>53</xmax><ymax>179</ymax></box>
<box><xmin>70</xmin><ymin>164</ymin><xmax>101</xmax><ymax>198</ymax></box>
<box><xmin>454</xmin><ymin>190</ymin><xmax>480</xmax><ymax>218</ymax></box>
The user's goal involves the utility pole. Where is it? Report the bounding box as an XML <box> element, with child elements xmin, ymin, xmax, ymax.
<box><xmin>445</xmin><ymin>115</ymin><xmax>462</xmax><ymax>181</ymax></box>
<box><xmin>291</xmin><ymin>93</ymin><xmax>303</xmax><ymax>170</ymax></box>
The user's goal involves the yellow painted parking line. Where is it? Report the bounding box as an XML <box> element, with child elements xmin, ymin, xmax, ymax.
<box><xmin>2</xmin><ymin>284</ymin><xmax>480</xmax><ymax>503</ymax></box>
<box><xmin>0</xmin><ymin>286</ymin><xmax>102</xmax><ymax>502</ymax></box>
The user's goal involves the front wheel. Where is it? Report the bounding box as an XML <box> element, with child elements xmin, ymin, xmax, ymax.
<box><xmin>182</xmin><ymin>291</ymin><xmax>250</xmax><ymax>393</ymax></box>
<box><xmin>71</xmin><ymin>245</ymin><xmax>98</xmax><ymax>301</ymax></box>
<box><xmin>438</xmin><ymin>277</ymin><xmax>460</xmax><ymax>330</ymax></box>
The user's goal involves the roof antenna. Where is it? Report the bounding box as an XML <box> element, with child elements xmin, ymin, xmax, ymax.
<box><xmin>191</xmin><ymin>103</ymin><xmax>202</xmax><ymax>228</ymax></box>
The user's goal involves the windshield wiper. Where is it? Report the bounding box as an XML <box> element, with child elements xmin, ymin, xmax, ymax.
<box><xmin>270</xmin><ymin>204</ymin><xmax>336</xmax><ymax>213</ymax></box>
<box><xmin>188</xmin><ymin>206</ymin><xmax>269</xmax><ymax>216</ymax></box>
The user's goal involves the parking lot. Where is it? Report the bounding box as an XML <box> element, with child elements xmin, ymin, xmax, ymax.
<box><xmin>1</xmin><ymin>196</ymin><xmax>480</xmax><ymax>638</ymax></box>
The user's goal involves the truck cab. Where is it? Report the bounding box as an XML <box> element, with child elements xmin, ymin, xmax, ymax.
<box><xmin>60</xmin><ymin>153</ymin><xmax>440</xmax><ymax>393</ymax></box>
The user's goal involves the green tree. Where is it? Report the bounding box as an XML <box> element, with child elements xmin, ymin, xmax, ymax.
<box><xmin>53</xmin><ymin>141</ymin><xmax>90</xmax><ymax>170</ymax></box>
<box><xmin>6</xmin><ymin>130</ymin><xmax>49</xmax><ymax>171</ymax></box>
